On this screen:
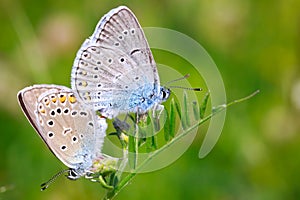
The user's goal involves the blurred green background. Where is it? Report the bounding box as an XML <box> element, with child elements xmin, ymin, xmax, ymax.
<box><xmin>1</xmin><ymin>0</ymin><xmax>300</xmax><ymax>199</ymax></box>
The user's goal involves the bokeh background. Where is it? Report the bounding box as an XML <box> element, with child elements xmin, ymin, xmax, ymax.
<box><xmin>1</xmin><ymin>0</ymin><xmax>299</xmax><ymax>199</ymax></box>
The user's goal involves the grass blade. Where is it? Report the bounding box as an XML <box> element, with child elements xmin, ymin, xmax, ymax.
<box><xmin>163</xmin><ymin>108</ymin><xmax>170</xmax><ymax>141</ymax></box>
<box><xmin>200</xmin><ymin>92</ymin><xmax>210</xmax><ymax>119</ymax></box>
<box><xmin>183</xmin><ymin>91</ymin><xmax>190</xmax><ymax>127</ymax></box>
<box><xmin>192</xmin><ymin>101</ymin><xmax>199</xmax><ymax>121</ymax></box>
<box><xmin>174</xmin><ymin>98</ymin><xmax>186</xmax><ymax>130</ymax></box>
<box><xmin>128</xmin><ymin>135</ymin><xmax>136</xmax><ymax>169</ymax></box>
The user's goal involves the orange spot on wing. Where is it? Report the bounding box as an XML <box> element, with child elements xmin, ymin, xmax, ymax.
<box><xmin>59</xmin><ymin>95</ymin><xmax>66</xmax><ymax>103</ymax></box>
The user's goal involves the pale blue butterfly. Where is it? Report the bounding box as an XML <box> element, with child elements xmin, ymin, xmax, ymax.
<box><xmin>71</xmin><ymin>6</ymin><xmax>170</xmax><ymax>119</ymax></box>
<box><xmin>17</xmin><ymin>85</ymin><xmax>115</xmax><ymax>189</ymax></box>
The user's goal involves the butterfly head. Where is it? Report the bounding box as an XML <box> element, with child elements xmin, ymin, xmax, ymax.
<box><xmin>67</xmin><ymin>168</ymin><xmax>81</xmax><ymax>180</ymax></box>
<box><xmin>159</xmin><ymin>86</ymin><xmax>171</xmax><ymax>103</ymax></box>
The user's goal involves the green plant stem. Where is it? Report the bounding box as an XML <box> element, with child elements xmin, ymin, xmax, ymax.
<box><xmin>104</xmin><ymin>90</ymin><xmax>259</xmax><ymax>199</ymax></box>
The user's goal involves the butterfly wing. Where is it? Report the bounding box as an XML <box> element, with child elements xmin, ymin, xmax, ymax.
<box><xmin>17</xmin><ymin>85</ymin><xmax>106</xmax><ymax>171</ymax></box>
<box><xmin>17</xmin><ymin>84</ymin><xmax>69</xmax><ymax>137</ymax></box>
<box><xmin>71</xmin><ymin>6</ymin><xmax>160</xmax><ymax>118</ymax></box>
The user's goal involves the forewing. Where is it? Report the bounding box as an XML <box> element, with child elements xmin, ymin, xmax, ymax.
<box><xmin>71</xmin><ymin>6</ymin><xmax>160</xmax><ymax>117</ymax></box>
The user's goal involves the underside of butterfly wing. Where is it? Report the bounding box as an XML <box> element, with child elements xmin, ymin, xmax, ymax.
<box><xmin>18</xmin><ymin>85</ymin><xmax>106</xmax><ymax>173</ymax></box>
<box><xmin>71</xmin><ymin>6</ymin><xmax>161</xmax><ymax>118</ymax></box>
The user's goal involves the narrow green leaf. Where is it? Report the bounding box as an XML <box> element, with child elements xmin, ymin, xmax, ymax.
<box><xmin>110</xmin><ymin>173</ymin><xmax>118</xmax><ymax>188</ymax></box>
<box><xmin>164</xmin><ymin>98</ymin><xmax>176</xmax><ymax>140</ymax></box>
<box><xmin>174</xmin><ymin>98</ymin><xmax>182</xmax><ymax>119</ymax></box>
<box><xmin>183</xmin><ymin>91</ymin><xmax>190</xmax><ymax>127</ymax></box>
<box><xmin>128</xmin><ymin>117</ymin><xmax>139</xmax><ymax>170</ymax></box>
<box><xmin>146</xmin><ymin>115</ymin><xmax>157</xmax><ymax>151</ymax></box>
<box><xmin>139</xmin><ymin>114</ymin><xmax>155</xmax><ymax>151</ymax></box>
<box><xmin>200</xmin><ymin>92</ymin><xmax>210</xmax><ymax>119</ymax></box>
<box><xmin>151</xmin><ymin>135</ymin><xmax>158</xmax><ymax>150</ymax></box>
<box><xmin>163</xmin><ymin>108</ymin><xmax>170</xmax><ymax>141</ymax></box>
<box><xmin>192</xmin><ymin>101</ymin><xmax>200</xmax><ymax>121</ymax></box>
<box><xmin>128</xmin><ymin>135</ymin><xmax>136</xmax><ymax>169</ymax></box>
<box><xmin>145</xmin><ymin>135</ymin><xmax>153</xmax><ymax>152</ymax></box>
<box><xmin>169</xmin><ymin>98</ymin><xmax>176</xmax><ymax>138</ymax></box>
<box><xmin>137</xmin><ymin>131</ymin><xmax>146</xmax><ymax>148</ymax></box>
<box><xmin>145</xmin><ymin>135</ymin><xmax>158</xmax><ymax>152</ymax></box>
<box><xmin>174</xmin><ymin>99</ymin><xmax>186</xmax><ymax>129</ymax></box>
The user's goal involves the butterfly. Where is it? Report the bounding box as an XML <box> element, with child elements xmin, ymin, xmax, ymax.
<box><xmin>17</xmin><ymin>84</ymin><xmax>112</xmax><ymax>184</ymax></box>
<box><xmin>71</xmin><ymin>6</ymin><xmax>170</xmax><ymax>119</ymax></box>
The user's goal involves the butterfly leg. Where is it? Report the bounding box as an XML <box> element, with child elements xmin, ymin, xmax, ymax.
<box><xmin>150</xmin><ymin>104</ymin><xmax>164</xmax><ymax>131</ymax></box>
<box><xmin>152</xmin><ymin>104</ymin><xmax>164</xmax><ymax>119</ymax></box>
<box><xmin>133</xmin><ymin>111</ymin><xmax>139</xmax><ymax>168</ymax></box>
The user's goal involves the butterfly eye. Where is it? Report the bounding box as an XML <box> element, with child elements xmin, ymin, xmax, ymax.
<box><xmin>161</xmin><ymin>88</ymin><xmax>170</xmax><ymax>100</ymax></box>
<box><xmin>67</xmin><ymin>170</ymin><xmax>79</xmax><ymax>180</ymax></box>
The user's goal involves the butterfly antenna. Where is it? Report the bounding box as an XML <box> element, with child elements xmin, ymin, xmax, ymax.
<box><xmin>169</xmin><ymin>85</ymin><xmax>202</xmax><ymax>91</ymax></box>
<box><xmin>164</xmin><ymin>74</ymin><xmax>191</xmax><ymax>86</ymax></box>
<box><xmin>40</xmin><ymin>169</ymin><xmax>70</xmax><ymax>191</ymax></box>
<box><xmin>164</xmin><ymin>74</ymin><xmax>202</xmax><ymax>91</ymax></box>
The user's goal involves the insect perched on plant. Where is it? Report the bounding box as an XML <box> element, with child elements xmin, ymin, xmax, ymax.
<box><xmin>17</xmin><ymin>85</ymin><xmax>117</xmax><ymax>190</ymax></box>
<box><xmin>71</xmin><ymin>6</ymin><xmax>171</xmax><ymax>119</ymax></box>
